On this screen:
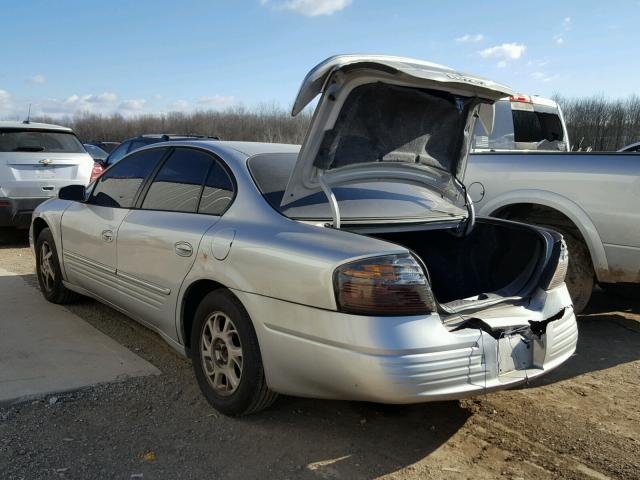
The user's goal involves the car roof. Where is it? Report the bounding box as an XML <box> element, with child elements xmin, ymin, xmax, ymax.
<box><xmin>140</xmin><ymin>139</ymin><xmax>301</xmax><ymax>164</ymax></box>
<box><xmin>0</xmin><ymin>120</ymin><xmax>73</xmax><ymax>132</ymax></box>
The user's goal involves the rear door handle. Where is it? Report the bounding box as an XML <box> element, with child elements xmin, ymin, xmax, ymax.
<box><xmin>174</xmin><ymin>241</ymin><xmax>193</xmax><ymax>257</ymax></box>
<box><xmin>101</xmin><ymin>230</ymin><xmax>114</xmax><ymax>243</ymax></box>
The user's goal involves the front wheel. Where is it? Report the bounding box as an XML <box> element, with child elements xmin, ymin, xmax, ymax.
<box><xmin>191</xmin><ymin>290</ymin><xmax>277</xmax><ymax>416</ymax></box>
<box><xmin>35</xmin><ymin>227</ymin><xmax>79</xmax><ymax>304</ymax></box>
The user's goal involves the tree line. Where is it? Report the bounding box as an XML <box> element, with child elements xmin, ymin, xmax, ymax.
<box><xmin>36</xmin><ymin>95</ymin><xmax>640</xmax><ymax>151</ymax></box>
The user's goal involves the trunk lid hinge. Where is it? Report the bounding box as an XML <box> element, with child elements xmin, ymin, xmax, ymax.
<box><xmin>319</xmin><ymin>175</ymin><xmax>341</xmax><ymax>229</ymax></box>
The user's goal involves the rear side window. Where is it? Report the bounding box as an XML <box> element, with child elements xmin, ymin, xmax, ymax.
<box><xmin>0</xmin><ymin>129</ymin><xmax>85</xmax><ymax>153</ymax></box>
<box><xmin>142</xmin><ymin>148</ymin><xmax>213</xmax><ymax>213</ymax></box>
<box><xmin>198</xmin><ymin>161</ymin><xmax>234</xmax><ymax>215</ymax></box>
<box><xmin>88</xmin><ymin>148</ymin><xmax>166</xmax><ymax>208</ymax></box>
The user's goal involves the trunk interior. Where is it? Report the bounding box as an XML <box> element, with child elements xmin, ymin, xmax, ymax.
<box><xmin>369</xmin><ymin>219</ymin><xmax>546</xmax><ymax>309</ymax></box>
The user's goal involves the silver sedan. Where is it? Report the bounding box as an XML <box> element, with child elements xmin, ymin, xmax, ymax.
<box><xmin>30</xmin><ymin>55</ymin><xmax>577</xmax><ymax>415</ymax></box>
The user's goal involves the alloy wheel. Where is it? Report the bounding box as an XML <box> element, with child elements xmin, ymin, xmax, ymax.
<box><xmin>39</xmin><ymin>241</ymin><xmax>56</xmax><ymax>291</ymax></box>
<box><xmin>200</xmin><ymin>311</ymin><xmax>243</xmax><ymax>396</ymax></box>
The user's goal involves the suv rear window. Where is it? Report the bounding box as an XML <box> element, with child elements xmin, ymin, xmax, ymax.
<box><xmin>0</xmin><ymin>128</ymin><xmax>85</xmax><ymax>153</ymax></box>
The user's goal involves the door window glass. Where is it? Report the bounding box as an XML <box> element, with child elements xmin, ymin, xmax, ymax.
<box><xmin>198</xmin><ymin>161</ymin><xmax>234</xmax><ymax>215</ymax></box>
<box><xmin>142</xmin><ymin>148</ymin><xmax>212</xmax><ymax>213</ymax></box>
<box><xmin>88</xmin><ymin>148</ymin><xmax>166</xmax><ymax>208</ymax></box>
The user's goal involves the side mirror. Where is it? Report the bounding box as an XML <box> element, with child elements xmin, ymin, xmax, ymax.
<box><xmin>59</xmin><ymin>184</ymin><xmax>86</xmax><ymax>202</ymax></box>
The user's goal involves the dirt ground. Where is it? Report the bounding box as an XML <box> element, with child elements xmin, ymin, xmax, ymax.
<box><xmin>0</xmin><ymin>229</ymin><xmax>638</xmax><ymax>480</ymax></box>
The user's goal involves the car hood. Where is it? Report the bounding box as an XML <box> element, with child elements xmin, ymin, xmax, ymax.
<box><xmin>281</xmin><ymin>55</ymin><xmax>513</xmax><ymax>215</ymax></box>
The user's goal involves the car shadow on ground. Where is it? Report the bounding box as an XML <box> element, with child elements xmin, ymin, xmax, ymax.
<box><xmin>0</xmin><ymin>228</ymin><xmax>29</xmax><ymax>248</ymax></box>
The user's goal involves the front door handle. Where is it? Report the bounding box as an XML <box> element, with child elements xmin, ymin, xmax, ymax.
<box><xmin>174</xmin><ymin>241</ymin><xmax>193</xmax><ymax>257</ymax></box>
<box><xmin>101</xmin><ymin>230</ymin><xmax>114</xmax><ymax>243</ymax></box>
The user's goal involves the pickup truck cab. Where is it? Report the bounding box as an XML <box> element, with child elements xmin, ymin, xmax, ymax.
<box><xmin>472</xmin><ymin>94</ymin><xmax>570</xmax><ymax>152</ymax></box>
<box><xmin>0</xmin><ymin>121</ymin><xmax>93</xmax><ymax>228</ymax></box>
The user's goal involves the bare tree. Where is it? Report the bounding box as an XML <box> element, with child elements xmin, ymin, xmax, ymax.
<box><xmin>555</xmin><ymin>95</ymin><xmax>640</xmax><ymax>151</ymax></box>
<box><xmin>35</xmin><ymin>95</ymin><xmax>640</xmax><ymax>152</ymax></box>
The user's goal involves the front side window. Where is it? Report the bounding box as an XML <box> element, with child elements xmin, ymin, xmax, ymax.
<box><xmin>142</xmin><ymin>148</ymin><xmax>213</xmax><ymax>213</ymax></box>
<box><xmin>0</xmin><ymin>129</ymin><xmax>85</xmax><ymax>153</ymax></box>
<box><xmin>88</xmin><ymin>148</ymin><xmax>166</xmax><ymax>208</ymax></box>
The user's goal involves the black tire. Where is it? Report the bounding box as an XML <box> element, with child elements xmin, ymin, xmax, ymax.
<box><xmin>600</xmin><ymin>283</ymin><xmax>640</xmax><ymax>300</ymax></box>
<box><xmin>35</xmin><ymin>228</ymin><xmax>80</xmax><ymax>304</ymax></box>
<box><xmin>550</xmin><ymin>229</ymin><xmax>594</xmax><ymax>314</ymax></box>
<box><xmin>191</xmin><ymin>289</ymin><xmax>277</xmax><ymax>416</ymax></box>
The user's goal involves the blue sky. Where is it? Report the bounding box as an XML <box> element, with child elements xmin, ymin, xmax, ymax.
<box><xmin>0</xmin><ymin>0</ymin><xmax>637</xmax><ymax>118</ymax></box>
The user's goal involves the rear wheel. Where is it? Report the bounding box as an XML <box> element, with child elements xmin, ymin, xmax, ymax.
<box><xmin>191</xmin><ymin>290</ymin><xmax>277</xmax><ymax>416</ymax></box>
<box><xmin>536</xmin><ymin>227</ymin><xmax>593</xmax><ymax>313</ymax></box>
<box><xmin>507</xmin><ymin>219</ymin><xmax>594</xmax><ymax>313</ymax></box>
<box><xmin>35</xmin><ymin>228</ymin><xmax>79</xmax><ymax>304</ymax></box>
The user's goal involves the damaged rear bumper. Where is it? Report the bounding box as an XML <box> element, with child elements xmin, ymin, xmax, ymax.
<box><xmin>231</xmin><ymin>285</ymin><xmax>577</xmax><ymax>403</ymax></box>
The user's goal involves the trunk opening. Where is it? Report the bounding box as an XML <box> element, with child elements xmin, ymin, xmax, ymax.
<box><xmin>366</xmin><ymin>219</ymin><xmax>547</xmax><ymax>310</ymax></box>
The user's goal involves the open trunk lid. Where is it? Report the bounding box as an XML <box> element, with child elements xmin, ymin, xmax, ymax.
<box><xmin>282</xmin><ymin>55</ymin><xmax>513</xmax><ymax>221</ymax></box>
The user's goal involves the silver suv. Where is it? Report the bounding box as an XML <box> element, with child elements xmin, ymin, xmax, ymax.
<box><xmin>0</xmin><ymin>121</ymin><xmax>93</xmax><ymax>228</ymax></box>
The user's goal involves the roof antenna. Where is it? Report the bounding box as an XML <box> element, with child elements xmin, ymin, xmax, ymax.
<box><xmin>23</xmin><ymin>104</ymin><xmax>32</xmax><ymax>124</ymax></box>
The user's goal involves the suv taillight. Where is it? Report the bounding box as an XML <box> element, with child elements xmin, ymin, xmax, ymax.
<box><xmin>334</xmin><ymin>254</ymin><xmax>436</xmax><ymax>316</ymax></box>
<box><xmin>90</xmin><ymin>162</ymin><xmax>105</xmax><ymax>182</ymax></box>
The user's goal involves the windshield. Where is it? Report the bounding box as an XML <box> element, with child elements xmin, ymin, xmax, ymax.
<box><xmin>84</xmin><ymin>144</ymin><xmax>108</xmax><ymax>160</ymax></box>
<box><xmin>0</xmin><ymin>128</ymin><xmax>85</xmax><ymax>153</ymax></box>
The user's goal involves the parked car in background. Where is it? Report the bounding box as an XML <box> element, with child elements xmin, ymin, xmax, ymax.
<box><xmin>0</xmin><ymin>121</ymin><xmax>93</xmax><ymax>228</ymax></box>
<box><xmin>105</xmin><ymin>134</ymin><xmax>219</xmax><ymax>166</ymax></box>
<box><xmin>466</xmin><ymin>94</ymin><xmax>640</xmax><ymax>312</ymax></box>
<box><xmin>84</xmin><ymin>143</ymin><xmax>108</xmax><ymax>161</ymax></box>
<box><xmin>83</xmin><ymin>144</ymin><xmax>110</xmax><ymax>182</ymax></box>
<box><xmin>31</xmin><ymin>55</ymin><xmax>576</xmax><ymax>416</ymax></box>
<box><xmin>618</xmin><ymin>141</ymin><xmax>640</xmax><ymax>152</ymax></box>
<box><xmin>86</xmin><ymin>141</ymin><xmax>120</xmax><ymax>154</ymax></box>
<box><xmin>472</xmin><ymin>94</ymin><xmax>570</xmax><ymax>152</ymax></box>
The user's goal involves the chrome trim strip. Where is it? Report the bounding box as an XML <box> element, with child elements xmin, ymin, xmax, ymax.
<box><xmin>64</xmin><ymin>250</ymin><xmax>116</xmax><ymax>275</ymax></box>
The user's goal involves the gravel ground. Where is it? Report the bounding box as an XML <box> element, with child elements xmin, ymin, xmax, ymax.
<box><xmin>1</xmin><ymin>229</ymin><xmax>639</xmax><ymax>480</ymax></box>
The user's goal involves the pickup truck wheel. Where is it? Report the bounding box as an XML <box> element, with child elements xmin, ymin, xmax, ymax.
<box><xmin>554</xmin><ymin>230</ymin><xmax>594</xmax><ymax>314</ymax></box>
<box><xmin>600</xmin><ymin>283</ymin><xmax>640</xmax><ymax>300</ymax></box>
<box><xmin>35</xmin><ymin>228</ymin><xmax>80</xmax><ymax>304</ymax></box>
<box><xmin>191</xmin><ymin>290</ymin><xmax>277</xmax><ymax>416</ymax></box>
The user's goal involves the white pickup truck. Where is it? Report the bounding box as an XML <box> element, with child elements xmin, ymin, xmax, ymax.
<box><xmin>466</xmin><ymin>94</ymin><xmax>640</xmax><ymax>312</ymax></box>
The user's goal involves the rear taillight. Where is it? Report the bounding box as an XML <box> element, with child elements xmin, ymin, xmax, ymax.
<box><xmin>545</xmin><ymin>240</ymin><xmax>569</xmax><ymax>290</ymax></box>
<box><xmin>90</xmin><ymin>162</ymin><xmax>105</xmax><ymax>182</ymax></box>
<box><xmin>334</xmin><ymin>254</ymin><xmax>436</xmax><ymax>316</ymax></box>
